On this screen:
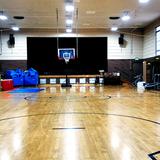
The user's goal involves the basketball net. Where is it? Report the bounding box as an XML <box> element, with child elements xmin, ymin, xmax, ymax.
<box><xmin>63</xmin><ymin>52</ymin><xmax>70</xmax><ymax>64</ymax></box>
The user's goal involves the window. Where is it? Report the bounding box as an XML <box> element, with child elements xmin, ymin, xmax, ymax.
<box><xmin>156</xmin><ymin>26</ymin><xmax>160</xmax><ymax>55</ymax></box>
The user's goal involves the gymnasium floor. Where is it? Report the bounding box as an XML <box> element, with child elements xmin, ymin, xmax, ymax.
<box><xmin>0</xmin><ymin>83</ymin><xmax>160</xmax><ymax>160</ymax></box>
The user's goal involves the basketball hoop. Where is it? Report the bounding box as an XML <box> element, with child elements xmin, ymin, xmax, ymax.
<box><xmin>63</xmin><ymin>52</ymin><xmax>70</xmax><ymax>64</ymax></box>
<box><xmin>61</xmin><ymin>51</ymin><xmax>72</xmax><ymax>87</ymax></box>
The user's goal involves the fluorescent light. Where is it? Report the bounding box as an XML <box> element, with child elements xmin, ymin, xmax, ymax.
<box><xmin>65</xmin><ymin>5</ymin><xmax>74</xmax><ymax>12</ymax></box>
<box><xmin>111</xmin><ymin>27</ymin><xmax>118</xmax><ymax>31</ymax></box>
<box><xmin>139</xmin><ymin>0</ymin><xmax>150</xmax><ymax>3</ymax></box>
<box><xmin>86</xmin><ymin>10</ymin><xmax>96</xmax><ymax>14</ymax></box>
<box><xmin>83</xmin><ymin>23</ymin><xmax>90</xmax><ymax>26</ymax></box>
<box><xmin>11</xmin><ymin>26</ymin><xmax>20</xmax><ymax>31</ymax></box>
<box><xmin>121</xmin><ymin>11</ymin><xmax>130</xmax><ymax>21</ymax></box>
<box><xmin>135</xmin><ymin>57</ymin><xmax>140</xmax><ymax>60</ymax></box>
<box><xmin>0</xmin><ymin>15</ymin><xmax>8</xmax><ymax>20</ymax></box>
<box><xmin>121</xmin><ymin>15</ymin><xmax>130</xmax><ymax>21</ymax></box>
<box><xmin>66</xmin><ymin>28</ymin><xmax>72</xmax><ymax>33</ymax></box>
<box><xmin>66</xmin><ymin>19</ymin><xmax>73</xmax><ymax>25</ymax></box>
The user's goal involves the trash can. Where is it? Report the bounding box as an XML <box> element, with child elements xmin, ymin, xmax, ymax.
<box><xmin>1</xmin><ymin>79</ymin><xmax>14</xmax><ymax>91</ymax></box>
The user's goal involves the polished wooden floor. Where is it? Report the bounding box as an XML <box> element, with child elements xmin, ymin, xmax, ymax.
<box><xmin>0</xmin><ymin>83</ymin><xmax>160</xmax><ymax>160</ymax></box>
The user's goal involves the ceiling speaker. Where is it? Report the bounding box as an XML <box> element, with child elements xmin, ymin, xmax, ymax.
<box><xmin>9</xmin><ymin>34</ymin><xmax>15</xmax><ymax>46</ymax></box>
<box><xmin>119</xmin><ymin>34</ymin><xmax>124</xmax><ymax>45</ymax></box>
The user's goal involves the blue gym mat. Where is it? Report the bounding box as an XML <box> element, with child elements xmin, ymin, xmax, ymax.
<box><xmin>9</xmin><ymin>88</ymin><xmax>44</xmax><ymax>93</ymax></box>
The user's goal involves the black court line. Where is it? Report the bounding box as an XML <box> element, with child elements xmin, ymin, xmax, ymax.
<box><xmin>23</xmin><ymin>95</ymin><xmax>160</xmax><ymax>102</ymax></box>
<box><xmin>148</xmin><ymin>151</ymin><xmax>160</xmax><ymax>160</ymax></box>
<box><xmin>24</xmin><ymin>95</ymin><xmax>112</xmax><ymax>102</ymax></box>
<box><xmin>52</xmin><ymin>127</ymin><xmax>85</xmax><ymax>130</ymax></box>
<box><xmin>0</xmin><ymin>112</ymin><xmax>160</xmax><ymax>126</ymax></box>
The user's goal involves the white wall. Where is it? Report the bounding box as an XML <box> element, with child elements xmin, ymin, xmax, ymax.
<box><xmin>0</xmin><ymin>31</ymin><xmax>27</xmax><ymax>60</ymax></box>
<box><xmin>108</xmin><ymin>32</ymin><xmax>143</xmax><ymax>59</ymax></box>
<box><xmin>0</xmin><ymin>29</ymin><xmax>143</xmax><ymax>60</ymax></box>
<box><xmin>143</xmin><ymin>18</ymin><xmax>160</xmax><ymax>59</ymax></box>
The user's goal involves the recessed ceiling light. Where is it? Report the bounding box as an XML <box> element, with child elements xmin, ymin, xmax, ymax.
<box><xmin>65</xmin><ymin>5</ymin><xmax>74</xmax><ymax>12</ymax></box>
<box><xmin>0</xmin><ymin>15</ymin><xmax>8</xmax><ymax>20</ymax></box>
<box><xmin>0</xmin><ymin>11</ymin><xmax>8</xmax><ymax>20</ymax></box>
<box><xmin>139</xmin><ymin>0</ymin><xmax>150</xmax><ymax>3</ymax></box>
<box><xmin>121</xmin><ymin>15</ymin><xmax>130</xmax><ymax>21</ymax></box>
<box><xmin>121</xmin><ymin>11</ymin><xmax>130</xmax><ymax>21</ymax></box>
<box><xmin>11</xmin><ymin>26</ymin><xmax>20</xmax><ymax>31</ymax></box>
<box><xmin>86</xmin><ymin>11</ymin><xmax>96</xmax><ymax>14</ymax></box>
<box><xmin>135</xmin><ymin>57</ymin><xmax>140</xmax><ymax>61</ymax></box>
<box><xmin>66</xmin><ymin>19</ymin><xmax>73</xmax><ymax>25</ymax></box>
<box><xmin>66</xmin><ymin>28</ymin><xmax>72</xmax><ymax>33</ymax></box>
<box><xmin>83</xmin><ymin>23</ymin><xmax>90</xmax><ymax>26</ymax></box>
<box><xmin>111</xmin><ymin>27</ymin><xmax>118</xmax><ymax>31</ymax></box>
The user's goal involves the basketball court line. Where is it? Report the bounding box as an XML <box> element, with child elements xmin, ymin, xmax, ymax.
<box><xmin>148</xmin><ymin>151</ymin><xmax>160</xmax><ymax>160</ymax></box>
<box><xmin>52</xmin><ymin>127</ymin><xmax>85</xmax><ymax>130</ymax></box>
<box><xmin>0</xmin><ymin>112</ymin><xmax>160</xmax><ymax>126</ymax></box>
<box><xmin>24</xmin><ymin>95</ymin><xmax>112</xmax><ymax>102</ymax></box>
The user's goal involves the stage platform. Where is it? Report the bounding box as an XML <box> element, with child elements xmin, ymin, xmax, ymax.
<box><xmin>39</xmin><ymin>75</ymin><xmax>104</xmax><ymax>85</ymax></box>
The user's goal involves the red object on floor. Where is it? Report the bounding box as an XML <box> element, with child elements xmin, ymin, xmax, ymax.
<box><xmin>1</xmin><ymin>79</ymin><xmax>14</xmax><ymax>91</ymax></box>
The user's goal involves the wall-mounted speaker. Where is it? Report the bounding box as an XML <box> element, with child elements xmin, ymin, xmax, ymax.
<box><xmin>9</xmin><ymin>34</ymin><xmax>15</xmax><ymax>46</ymax></box>
<box><xmin>118</xmin><ymin>34</ymin><xmax>124</xmax><ymax>45</ymax></box>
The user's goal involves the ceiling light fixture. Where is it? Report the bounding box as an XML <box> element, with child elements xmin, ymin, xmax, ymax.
<box><xmin>0</xmin><ymin>11</ymin><xmax>8</xmax><ymax>21</ymax></box>
<box><xmin>0</xmin><ymin>15</ymin><xmax>8</xmax><ymax>20</ymax></box>
<box><xmin>64</xmin><ymin>1</ymin><xmax>74</xmax><ymax>34</ymax></box>
<box><xmin>83</xmin><ymin>23</ymin><xmax>90</xmax><ymax>26</ymax></box>
<box><xmin>111</xmin><ymin>27</ymin><xmax>118</xmax><ymax>31</ymax></box>
<box><xmin>121</xmin><ymin>11</ymin><xmax>130</xmax><ymax>21</ymax></box>
<box><xmin>0</xmin><ymin>11</ymin><xmax>8</xmax><ymax>20</ymax></box>
<box><xmin>86</xmin><ymin>10</ymin><xmax>96</xmax><ymax>15</ymax></box>
<box><xmin>139</xmin><ymin>0</ymin><xmax>150</xmax><ymax>3</ymax></box>
<box><xmin>66</xmin><ymin>19</ymin><xmax>73</xmax><ymax>25</ymax></box>
<box><xmin>122</xmin><ymin>15</ymin><xmax>130</xmax><ymax>21</ymax></box>
<box><xmin>66</xmin><ymin>28</ymin><xmax>72</xmax><ymax>33</ymax></box>
<box><xmin>11</xmin><ymin>26</ymin><xmax>20</xmax><ymax>31</ymax></box>
<box><xmin>65</xmin><ymin>5</ymin><xmax>74</xmax><ymax>12</ymax></box>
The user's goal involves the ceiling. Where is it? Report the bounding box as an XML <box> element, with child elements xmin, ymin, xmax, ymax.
<box><xmin>0</xmin><ymin>0</ymin><xmax>160</xmax><ymax>30</ymax></box>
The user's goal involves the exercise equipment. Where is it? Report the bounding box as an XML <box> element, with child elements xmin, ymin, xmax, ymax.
<box><xmin>132</xmin><ymin>74</ymin><xmax>160</xmax><ymax>90</ymax></box>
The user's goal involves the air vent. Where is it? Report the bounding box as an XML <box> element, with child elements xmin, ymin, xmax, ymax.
<box><xmin>109</xmin><ymin>16</ymin><xmax>120</xmax><ymax>20</ymax></box>
<box><xmin>13</xmin><ymin>16</ymin><xmax>24</xmax><ymax>20</ymax></box>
